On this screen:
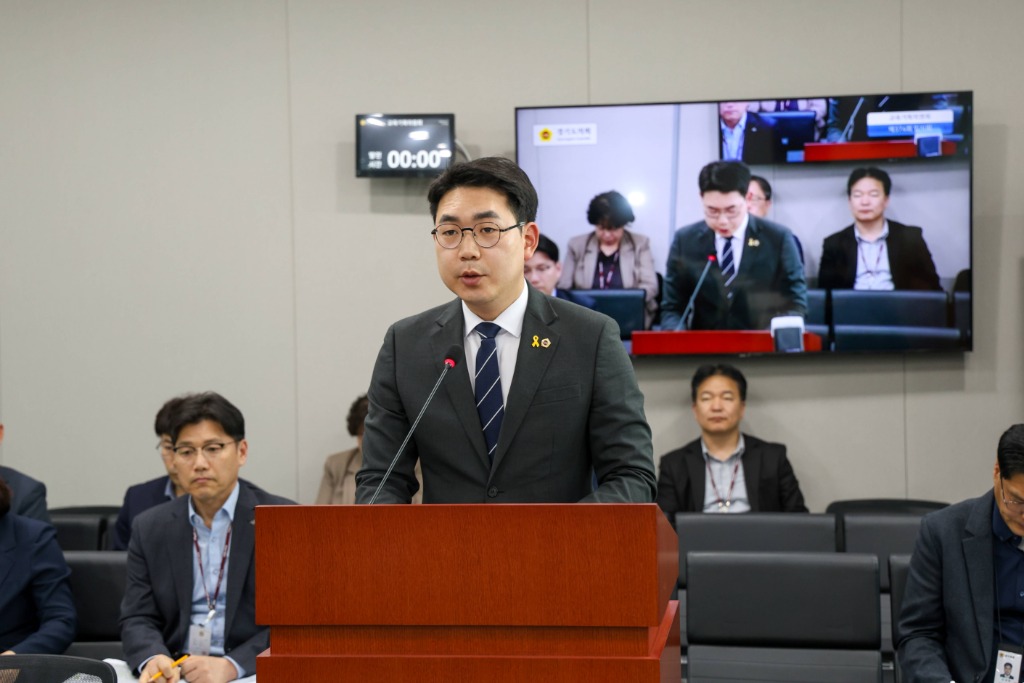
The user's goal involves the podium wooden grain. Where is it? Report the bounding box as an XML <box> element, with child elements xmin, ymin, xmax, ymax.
<box><xmin>255</xmin><ymin>504</ymin><xmax>680</xmax><ymax>682</ymax></box>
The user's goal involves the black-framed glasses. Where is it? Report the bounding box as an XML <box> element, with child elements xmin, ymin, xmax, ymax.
<box><xmin>1000</xmin><ymin>479</ymin><xmax>1024</xmax><ymax>511</ymax></box>
<box><xmin>431</xmin><ymin>221</ymin><xmax>525</xmax><ymax>249</ymax></box>
<box><xmin>172</xmin><ymin>441</ymin><xmax>237</xmax><ymax>461</ymax></box>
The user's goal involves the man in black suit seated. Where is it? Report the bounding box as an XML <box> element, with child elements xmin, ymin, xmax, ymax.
<box><xmin>898</xmin><ymin>424</ymin><xmax>1024</xmax><ymax>683</ymax></box>
<box><xmin>656</xmin><ymin>364</ymin><xmax>807</xmax><ymax>523</ymax></box>
<box><xmin>524</xmin><ymin>234</ymin><xmax>595</xmax><ymax>308</ymax></box>
<box><xmin>112</xmin><ymin>396</ymin><xmax>188</xmax><ymax>550</ymax></box>
<box><xmin>120</xmin><ymin>392</ymin><xmax>294</xmax><ymax>683</ymax></box>
<box><xmin>660</xmin><ymin>161</ymin><xmax>807</xmax><ymax>330</ymax></box>
<box><xmin>818</xmin><ymin>167</ymin><xmax>941</xmax><ymax>291</ymax></box>
<box><xmin>719</xmin><ymin>101</ymin><xmax>776</xmax><ymax>164</ymax></box>
<box><xmin>0</xmin><ymin>422</ymin><xmax>50</xmax><ymax>524</ymax></box>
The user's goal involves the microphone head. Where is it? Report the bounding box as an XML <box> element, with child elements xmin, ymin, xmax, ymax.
<box><xmin>443</xmin><ymin>344</ymin><xmax>463</xmax><ymax>369</ymax></box>
<box><xmin>707</xmin><ymin>254</ymin><xmax>717</xmax><ymax>262</ymax></box>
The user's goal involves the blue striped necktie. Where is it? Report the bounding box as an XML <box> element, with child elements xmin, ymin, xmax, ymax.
<box><xmin>474</xmin><ymin>322</ymin><xmax>504</xmax><ymax>463</ymax></box>
<box><xmin>720</xmin><ymin>237</ymin><xmax>736</xmax><ymax>299</ymax></box>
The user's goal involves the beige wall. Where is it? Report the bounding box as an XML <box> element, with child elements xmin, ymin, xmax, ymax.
<box><xmin>0</xmin><ymin>0</ymin><xmax>1020</xmax><ymax>511</ymax></box>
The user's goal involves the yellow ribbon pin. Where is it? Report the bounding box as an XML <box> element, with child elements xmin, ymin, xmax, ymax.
<box><xmin>532</xmin><ymin>335</ymin><xmax>540</xmax><ymax>347</ymax></box>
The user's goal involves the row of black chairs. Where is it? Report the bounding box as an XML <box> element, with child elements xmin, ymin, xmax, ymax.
<box><xmin>674</xmin><ymin>505</ymin><xmax>942</xmax><ymax>683</ymax></box>
<box><xmin>806</xmin><ymin>288</ymin><xmax>969</xmax><ymax>351</ymax></box>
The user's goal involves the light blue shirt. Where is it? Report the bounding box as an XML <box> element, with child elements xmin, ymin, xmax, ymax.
<box><xmin>700</xmin><ymin>435</ymin><xmax>751</xmax><ymax>513</ymax></box>
<box><xmin>187</xmin><ymin>482</ymin><xmax>243</xmax><ymax>676</ymax></box>
<box><xmin>721</xmin><ymin>113</ymin><xmax>747</xmax><ymax>161</ymax></box>
<box><xmin>853</xmin><ymin>222</ymin><xmax>894</xmax><ymax>290</ymax></box>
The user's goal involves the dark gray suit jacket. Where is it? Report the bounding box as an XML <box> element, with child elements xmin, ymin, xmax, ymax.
<box><xmin>356</xmin><ymin>286</ymin><xmax>656</xmax><ymax>504</ymax></box>
<box><xmin>655</xmin><ymin>434</ymin><xmax>808</xmax><ymax>521</ymax></box>
<box><xmin>897</xmin><ymin>492</ymin><xmax>995</xmax><ymax>683</ymax></box>
<box><xmin>119</xmin><ymin>481</ymin><xmax>294</xmax><ymax>674</ymax></box>
<box><xmin>661</xmin><ymin>215</ymin><xmax>807</xmax><ymax>331</ymax></box>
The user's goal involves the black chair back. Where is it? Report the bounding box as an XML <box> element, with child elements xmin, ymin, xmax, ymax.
<box><xmin>686</xmin><ymin>551</ymin><xmax>881</xmax><ymax>683</ymax></box>
<box><xmin>50</xmin><ymin>513</ymin><xmax>105</xmax><ymax>551</ymax></box>
<box><xmin>62</xmin><ymin>551</ymin><xmax>128</xmax><ymax>660</ymax></box>
<box><xmin>0</xmin><ymin>654</ymin><xmax>116</xmax><ymax>683</ymax></box>
<box><xmin>675</xmin><ymin>512</ymin><xmax>837</xmax><ymax>587</ymax></box>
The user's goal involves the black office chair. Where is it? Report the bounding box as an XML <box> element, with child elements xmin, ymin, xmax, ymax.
<box><xmin>674</xmin><ymin>513</ymin><xmax>837</xmax><ymax>649</ymax></box>
<box><xmin>889</xmin><ymin>553</ymin><xmax>913</xmax><ymax>683</ymax></box>
<box><xmin>831</xmin><ymin>290</ymin><xmax>950</xmax><ymax>327</ymax></box>
<box><xmin>686</xmin><ymin>551</ymin><xmax>882</xmax><ymax>682</ymax></box>
<box><xmin>839</xmin><ymin>514</ymin><xmax>925</xmax><ymax>667</ymax></box>
<box><xmin>0</xmin><ymin>654</ymin><xmax>116</xmax><ymax>683</ymax></box>
<box><xmin>50</xmin><ymin>513</ymin><xmax>106</xmax><ymax>551</ymax></box>
<box><xmin>826</xmin><ymin>499</ymin><xmax>947</xmax><ymax>517</ymax></box>
<box><xmin>63</xmin><ymin>551</ymin><xmax>129</xmax><ymax>660</ymax></box>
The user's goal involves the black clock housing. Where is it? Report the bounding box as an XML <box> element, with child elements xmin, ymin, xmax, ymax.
<box><xmin>356</xmin><ymin>113</ymin><xmax>455</xmax><ymax>178</ymax></box>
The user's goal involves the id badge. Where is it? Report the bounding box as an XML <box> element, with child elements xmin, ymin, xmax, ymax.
<box><xmin>994</xmin><ymin>643</ymin><xmax>1023</xmax><ymax>683</ymax></box>
<box><xmin>187</xmin><ymin>623</ymin><xmax>212</xmax><ymax>657</ymax></box>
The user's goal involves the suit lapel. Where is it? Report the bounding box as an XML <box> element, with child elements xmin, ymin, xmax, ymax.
<box><xmin>432</xmin><ymin>300</ymin><xmax>489</xmax><ymax>469</ymax></box>
<box><xmin>225</xmin><ymin>484</ymin><xmax>255</xmax><ymax>640</ymax></box>
<box><xmin>963</xmin><ymin>494</ymin><xmax>995</xmax><ymax>664</ymax></box>
<box><xmin>741</xmin><ymin>436</ymin><xmax>761</xmax><ymax>510</ymax></box>
<box><xmin>841</xmin><ymin>226</ymin><xmax>858</xmax><ymax>285</ymax></box>
<box><xmin>736</xmin><ymin>217</ymin><xmax>761</xmax><ymax>278</ymax></box>
<box><xmin>166</xmin><ymin>499</ymin><xmax>195</xmax><ymax>644</ymax></box>
<box><xmin>581</xmin><ymin>235</ymin><xmax>598</xmax><ymax>286</ymax></box>
<box><xmin>491</xmin><ymin>288</ymin><xmax>558</xmax><ymax>476</ymax></box>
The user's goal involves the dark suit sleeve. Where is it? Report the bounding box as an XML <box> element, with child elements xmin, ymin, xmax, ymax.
<box><xmin>774</xmin><ymin>447</ymin><xmax>808</xmax><ymax>513</ymax></box>
<box><xmin>659</xmin><ymin>231</ymin><xmax>686</xmax><ymax>331</ymax></box>
<box><xmin>113</xmin><ymin>489</ymin><xmax>133</xmax><ymax>551</ymax></box>
<box><xmin>578</xmin><ymin>316</ymin><xmax>657</xmax><ymax>503</ymax></box>
<box><xmin>355</xmin><ymin>323</ymin><xmax>421</xmax><ymax>504</ymax></box>
<box><xmin>120</xmin><ymin>519</ymin><xmax>175</xmax><ymax>671</ymax></box>
<box><xmin>655</xmin><ymin>453</ymin><xmax>686</xmax><ymax>525</ymax></box>
<box><xmin>817</xmin><ymin>234</ymin><xmax>846</xmax><ymax>290</ymax></box>
<box><xmin>896</xmin><ymin>513</ymin><xmax>955</xmax><ymax>682</ymax></box>
<box><xmin>902</xmin><ymin>226</ymin><xmax>942</xmax><ymax>290</ymax></box>
<box><xmin>10</xmin><ymin>523</ymin><xmax>76</xmax><ymax>654</ymax></box>
<box><xmin>777</xmin><ymin>229</ymin><xmax>808</xmax><ymax>317</ymax></box>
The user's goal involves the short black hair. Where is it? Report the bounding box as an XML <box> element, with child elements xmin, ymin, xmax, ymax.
<box><xmin>347</xmin><ymin>394</ymin><xmax>368</xmax><ymax>437</ymax></box>
<box><xmin>699</xmin><ymin>161</ymin><xmax>751</xmax><ymax>196</ymax></box>
<box><xmin>169</xmin><ymin>392</ymin><xmax>245</xmax><ymax>444</ymax></box>
<box><xmin>847</xmin><ymin>167</ymin><xmax>892</xmax><ymax>196</ymax></box>
<box><xmin>427</xmin><ymin>156</ymin><xmax>538</xmax><ymax>224</ymax></box>
<box><xmin>587</xmin><ymin>190</ymin><xmax>635</xmax><ymax>228</ymax></box>
<box><xmin>533</xmin><ymin>234</ymin><xmax>560</xmax><ymax>263</ymax></box>
<box><xmin>997</xmin><ymin>424</ymin><xmax>1024</xmax><ymax>479</ymax></box>
<box><xmin>154</xmin><ymin>396</ymin><xmax>185</xmax><ymax>438</ymax></box>
<box><xmin>749</xmin><ymin>175</ymin><xmax>772</xmax><ymax>200</ymax></box>
<box><xmin>691</xmin><ymin>364</ymin><xmax>748</xmax><ymax>402</ymax></box>
<box><xmin>0</xmin><ymin>473</ymin><xmax>10</xmax><ymax>518</ymax></box>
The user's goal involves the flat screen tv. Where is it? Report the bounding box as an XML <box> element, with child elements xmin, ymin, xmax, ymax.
<box><xmin>515</xmin><ymin>90</ymin><xmax>972</xmax><ymax>355</ymax></box>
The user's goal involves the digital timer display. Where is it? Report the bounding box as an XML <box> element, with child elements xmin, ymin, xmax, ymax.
<box><xmin>356</xmin><ymin>113</ymin><xmax>455</xmax><ymax>178</ymax></box>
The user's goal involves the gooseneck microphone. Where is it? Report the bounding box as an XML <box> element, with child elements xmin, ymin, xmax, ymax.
<box><xmin>679</xmin><ymin>255</ymin><xmax>716</xmax><ymax>331</ymax></box>
<box><xmin>368</xmin><ymin>344</ymin><xmax>462</xmax><ymax>504</ymax></box>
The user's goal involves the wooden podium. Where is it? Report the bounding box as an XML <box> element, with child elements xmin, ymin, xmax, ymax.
<box><xmin>255</xmin><ymin>504</ymin><xmax>680</xmax><ymax>682</ymax></box>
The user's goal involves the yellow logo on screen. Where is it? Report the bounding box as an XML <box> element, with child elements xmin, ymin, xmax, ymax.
<box><xmin>538</xmin><ymin>128</ymin><xmax>552</xmax><ymax>142</ymax></box>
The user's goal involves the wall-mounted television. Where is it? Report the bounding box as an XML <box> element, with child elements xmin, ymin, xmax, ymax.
<box><xmin>356</xmin><ymin>113</ymin><xmax>454</xmax><ymax>178</ymax></box>
<box><xmin>515</xmin><ymin>90</ymin><xmax>972</xmax><ymax>355</ymax></box>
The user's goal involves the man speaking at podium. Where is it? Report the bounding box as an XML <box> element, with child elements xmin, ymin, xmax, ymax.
<box><xmin>355</xmin><ymin>157</ymin><xmax>656</xmax><ymax>505</ymax></box>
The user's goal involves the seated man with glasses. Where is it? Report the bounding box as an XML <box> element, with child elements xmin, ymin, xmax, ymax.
<box><xmin>898</xmin><ymin>424</ymin><xmax>1024</xmax><ymax>683</ymax></box>
<box><xmin>120</xmin><ymin>391</ymin><xmax>294</xmax><ymax>683</ymax></box>
<box><xmin>661</xmin><ymin>160</ymin><xmax>807</xmax><ymax>331</ymax></box>
<box><xmin>355</xmin><ymin>156</ymin><xmax>656</xmax><ymax>505</ymax></box>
